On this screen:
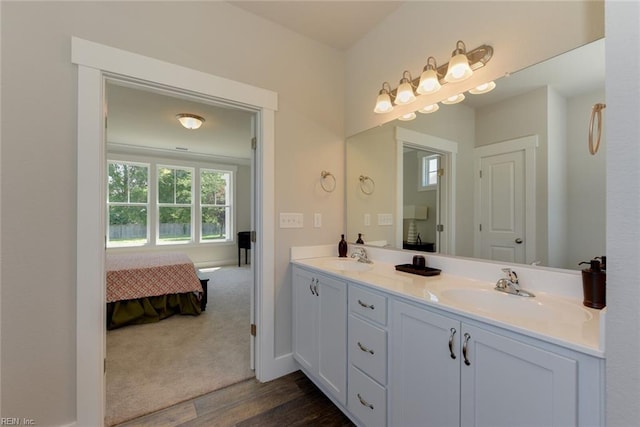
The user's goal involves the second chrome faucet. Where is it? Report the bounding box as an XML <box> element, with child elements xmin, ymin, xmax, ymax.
<box><xmin>495</xmin><ymin>268</ymin><xmax>535</xmax><ymax>297</ymax></box>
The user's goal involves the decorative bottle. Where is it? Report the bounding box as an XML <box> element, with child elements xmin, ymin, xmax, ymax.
<box><xmin>356</xmin><ymin>233</ymin><xmax>364</xmax><ymax>244</ymax></box>
<box><xmin>338</xmin><ymin>234</ymin><xmax>348</xmax><ymax>258</ymax></box>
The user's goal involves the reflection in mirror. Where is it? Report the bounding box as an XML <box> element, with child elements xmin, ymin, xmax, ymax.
<box><xmin>346</xmin><ymin>39</ymin><xmax>605</xmax><ymax>270</ymax></box>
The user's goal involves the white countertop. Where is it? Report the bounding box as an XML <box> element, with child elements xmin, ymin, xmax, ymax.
<box><xmin>292</xmin><ymin>255</ymin><xmax>604</xmax><ymax>358</ymax></box>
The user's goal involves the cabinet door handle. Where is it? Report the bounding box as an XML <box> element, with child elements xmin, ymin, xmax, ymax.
<box><xmin>313</xmin><ymin>278</ymin><xmax>319</xmax><ymax>296</ymax></box>
<box><xmin>448</xmin><ymin>328</ymin><xmax>457</xmax><ymax>360</ymax></box>
<box><xmin>357</xmin><ymin>341</ymin><xmax>375</xmax><ymax>355</ymax></box>
<box><xmin>462</xmin><ymin>332</ymin><xmax>471</xmax><ymax>366</ymax></box>
<box><xmin>357</xmin><ymin>393</ymin><xmax>374</xmax><ymax>410</ymax></box>
<box><xmin>357</xmin><ymin>299</ymin><xmax>375</xmax><ymax>310</ymax></box>
<box><xmin>309</xmin><ymin>278</ymin><xmax>316</xmax><ymax>296</ymax></box>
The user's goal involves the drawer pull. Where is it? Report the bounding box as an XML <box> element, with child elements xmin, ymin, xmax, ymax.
<box><xmin>309</xmin><ymin>279</ymin><xmax>316</xmax><ymax>296</ymax></box>
<box><xmin>313</xmin><ymin>278</ymin><xmax>319</xmax><ymax>296</ymax></box>
<box><xmin>357</xmin><ymin>341</ymin><xmax>375</xmax><ymax>355</ymax></box>
<box><xmin>357</xmin><ymin>393</ymin><xmax>374</xmax><ymax>410</ymax></box>
<box><xmin>448</xmin><ymin>328</ymin><xmax>457</xmax><ymax>360</ymax></box>
<box><xmin>357</xmin><ymin>299</ymin><xmax>375</xmax><ymax>310</ymax></box>
<box><xmin>463</xmin><ymin>332</ymin><xmax>471</xmax><ymax>366</ymax></box>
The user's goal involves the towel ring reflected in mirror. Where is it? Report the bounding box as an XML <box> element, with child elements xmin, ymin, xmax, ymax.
<box><xmin>320</xmin><ymin>170</ymin><xmax>336</xmax><ymax>192</ymax></box>
<box><xmin>359</xmin><ymin>175</ymin><xmax>375</xmax><ymax>195</ymax></box>
<box><xmin>589</xmin><ymin>103</ymin><xmax>606</xmax><ymax>155</ymax></box>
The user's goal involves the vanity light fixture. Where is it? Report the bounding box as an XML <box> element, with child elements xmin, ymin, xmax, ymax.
<box><xmin>373</xmin><ymin>40</ymin><xmax>493</xmax><ymax>114</ymax></box>
<box><xmin>469</xmin><ymin>81</ymin><xmax>496</xmax><ymax>95</ymax></box>
<box><xmin>374</xmin><ymin>82</ymin><xmax>394</xmax><ymax>113</ymax></box>
<box><xmin>417</xmin><ymin>57</ymin><xmax>441</xmax><ymax>95</ymax></box>
<box><xmin>395</xmin><ymin>71</ymin><xmax>417</xmax><ymax>105</ymax></box>
<box><xmin>445</xmin><ymin>40</ymin><xmax>473</xmax><ymax>83</ymax></box>
<box><xmin>398</xmin><ymin>112</ymin><xmax>417</xmax><ymax>121</ymax></box>
<box><xmin>418</xmin><ymin>103</ymin><xmax>440</xmax><ymax>114</ymax></box>
<box><xmin>176</xmin><ymin>113</ymin><xmax>205</xmax><ymax>130</ymax></box>
<box><xmin>441</xmin><ymin>93</ymin><xmax>465</xmax><ymax>105</ymax></box>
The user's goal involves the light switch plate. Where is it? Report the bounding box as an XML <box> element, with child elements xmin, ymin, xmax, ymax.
<box><xmin>377</xmin><ymin>213</ymin><xmax>393</xmax><ymax>226</ymax></box>
<box><xmin>314</xmin><ymin>213</ymin><xmax>322</xmax><ymax>228</ymax></box>
<box><xmin>364</xmin><ymin>213</ymin><xmax>371</xmax><ymax>226</ymax></box>
<box><xmin>280</xmin><ymin>212</ymin><xmax>304</xmax><ymax>228</ymax></box>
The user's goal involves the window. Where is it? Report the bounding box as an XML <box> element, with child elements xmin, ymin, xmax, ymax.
<box><xmin>107</xmin><ymin>155</ymin><xmax>235</xmax><ymax>248</ymax></box>
<box><xmin>419</xmin><ymin>154</ymin><xmax>440</xmax><ymax>191</ymax></box>
<box><xmin>107</xmin><ymin>161</ymin><xmax>149</xmax><ymax>247</ymax></box>
<box><xmin>157</xmin><ymin>166</ymin><xmax>193</xmax><ymax>244</ymax></box>
<box><xmin>200</xmin><ymin>169</ymin><xmax>232</xmax><ymax>242</ymax></box>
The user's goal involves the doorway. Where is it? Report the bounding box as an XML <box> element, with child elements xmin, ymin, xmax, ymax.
<box><xmin>103</xmin><ymin>79</ymin><xmax>257</xmax><ymax>424</ymax></box>
<box><xmin>73</xmin><ymin>37</ymin><xmax>279</xmax><ymax>426</ymax></box>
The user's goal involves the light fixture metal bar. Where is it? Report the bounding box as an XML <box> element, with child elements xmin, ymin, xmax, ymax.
<box><xmin>388</xmin><ymin>44</ymin><xmax>493</xmax><ymax>99</ymax></box>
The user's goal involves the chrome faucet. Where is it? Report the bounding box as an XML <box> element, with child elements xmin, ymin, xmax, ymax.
<box><xmin>495</xmin><ymin>268</ymin><xmax>535</xmax><ymax>297</ymax></box>
<box><xmin>350</xmin><ymin>247</ymin><xmax>372</xmax><ymax>264</ymax></box>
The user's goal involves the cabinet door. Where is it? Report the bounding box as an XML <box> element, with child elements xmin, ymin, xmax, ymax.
<box><xmin>460</xmin><ymin>324</ymin><xmax>577</xmax><ymax>427</ymax></box>
<box><xmin>317</xmin><ymin>273</ymin><xmax>347</xmax><ymax>405</ymax></box>
<box><xmin>292</xmin><ymin>267</ymin><xmax>318</xmax><ymax>371</ymax></box>
<box><xmin>390</xmin><ymin>300</ymin><xmax>461</xmax><ymax>427</ymax></box>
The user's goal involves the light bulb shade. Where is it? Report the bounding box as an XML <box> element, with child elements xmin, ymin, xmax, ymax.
<box><xmin>398</xmin><ymin>111</ymin><xmax>416</xmax><ymax>121</ymax></box>
<box><xmin>176</xmin><ymin>113</ymin><xmax>204</xmax><ymax>129</ymax></box>
<box><xmin>374</xmin><ymin>92</ymin><xmax>394</xmax><ymax>113</ymax></box>
<box><xmin>417</xmin><ymin>68</ymin><xmax>441</xmax><ymax>95</ymax></box>
<box><xmin>418</xmin><ymin>103</ymin><xmax>440</xmax><ymax>114</ymax></box>
<box><xmin>445</xmin><ymin>41</ymin><xmax>473</xmax><ymax>83</ymax></box>
<box><xmin>469</xmin><ymin>81</ymin><xmax>496</xmax><ymax>95</ymax></box>
<box><xmin>395</xmin><ymin>79</ymin><xmax>416</xmax><ymax>105</ymax></box>
<box><xmin>441</xmin><ymin>93</ymin><xmax>465</xmax><ymax>105</ymax></box>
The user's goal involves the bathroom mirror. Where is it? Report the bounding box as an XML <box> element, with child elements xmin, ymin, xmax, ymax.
<box><xmin>346</xmin><ymin>39</ymin><xmax>605</xmax><ymax>270</ymax></box>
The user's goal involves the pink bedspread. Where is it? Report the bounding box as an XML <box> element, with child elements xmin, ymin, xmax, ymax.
<box><xmin>106</xmin><ymin>252</ymin><xmax>202</xmax><ymax>303</ymax></box>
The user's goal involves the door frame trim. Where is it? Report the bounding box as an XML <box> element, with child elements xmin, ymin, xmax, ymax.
<box><xmin>473</xmin><ymin>135</ymin><xmax>538</xmax><ymax>263</ymax></box>
<box><xmin>72</xmin><ymin>37</ymin><xmax>279</xmax><ymax>426</ymax></box>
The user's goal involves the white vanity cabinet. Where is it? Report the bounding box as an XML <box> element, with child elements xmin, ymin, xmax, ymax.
<box><xmin>390</xmin><ymin>299</ymin><xmax>589</xmax><ymax>427</ymax></box>
<box><xmin>292</xmin><ymin>266</ymin><xmax>347</xmax><ymax>405</ymax></box>
<box><xmin>347</xmin><ymin>285</ymin><xmax>388</xmax><ymax>427</ymax></box>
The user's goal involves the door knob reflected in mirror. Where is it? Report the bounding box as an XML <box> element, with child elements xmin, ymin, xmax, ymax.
<box><xmin>515</xmin><ymin>238</ymin><xmax>523</xmax><ymax>244</ymax></box>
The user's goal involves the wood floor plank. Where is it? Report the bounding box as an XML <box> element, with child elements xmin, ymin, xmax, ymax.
<box><xmin>115</xmin><ymin>401</ymin><xmax>198</xmax><ymax>427</ymax></box>
<box><xmin>116</xmin><ymin>371</ymin><xmax>353</xmax><ymax>427</ymax></box>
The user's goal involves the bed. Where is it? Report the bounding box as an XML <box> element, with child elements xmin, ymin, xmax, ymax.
<box><xmin>106</xmin><ymin>252</ymin><xmax>205</xmax><ymax>329</ymax></box>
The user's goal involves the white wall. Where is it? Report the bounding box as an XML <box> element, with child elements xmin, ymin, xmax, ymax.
<box><xmin>0</xmin><ymin>2</ymin><xmax>344</xmax><ymax>424</ymax></box>
<box><xmin>605</xmin><ymin>1</ymin><xmax>640</xmax><ymax>425</ymax></box>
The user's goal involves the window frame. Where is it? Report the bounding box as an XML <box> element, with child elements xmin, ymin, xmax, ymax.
<box><xmin>106</xmin><ymin>151</ymin><xmax>236</xmax><ymax>248</ymax></box>
<box><xmin>418</xmin><ymin>153</ymin><xmax>440</xmax><ymax>192</ymax></box>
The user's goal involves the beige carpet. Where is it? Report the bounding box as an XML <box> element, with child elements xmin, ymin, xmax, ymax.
<box><xmin>105</xmin><ymin>265</ymin><xmax>254</xmax><ymax>426</ymax></box>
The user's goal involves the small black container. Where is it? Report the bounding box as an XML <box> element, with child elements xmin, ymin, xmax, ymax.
<box><xmin>412</xmin><ymin>255</ymin><xmax>426</xmax><ymax>268</ymax></box>
<box><xmin>338</xmin><ymin>234</ymin><xmax>348</xmax><ymax>258</ymax></box>
<box><xmin>579</xmin><ymin>259</ymin><xmax>606</xmax><ymax>309</ymax></box>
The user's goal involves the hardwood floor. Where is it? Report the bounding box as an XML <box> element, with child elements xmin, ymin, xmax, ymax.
<box><xmin>114</xmin><ymin>370</ymin><xmax>355</xmax><ymax>427</ymax></box>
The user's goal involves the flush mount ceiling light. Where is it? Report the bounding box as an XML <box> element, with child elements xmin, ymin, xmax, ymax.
<box><xmin>395</xmin><ymin>71</ymin><xmax>417</xmax><ymax>105</ymax></box>
<box><xmin>176</xmin><ymin>113</ymin><xmax>205</xmax><ymax>130</ymax></box>
<box><xmin>417</xmin><ymin>57</ymin><xmax>442</xmax><ymax>95</ymax></box>
<box><xmin>373</xmin><ymin>82</ymin><xmax>394</xmax><ymax>113</ymax></box>
<box><xmin>373</xmin><ymin>40</ymin><xmax>493</xmax><ymax>115</ymax></box>
<box><xmin>469</xmin><ymin>81</ymin><xmax>496</xmax><ymax>95</ymax></box>
<box><xmin>441</xmin><ymin>93</ymin><xmax>465</xmax><ymax>105</ymax></box>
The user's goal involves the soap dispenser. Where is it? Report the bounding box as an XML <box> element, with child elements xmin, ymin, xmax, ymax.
<box><xmin>338</xmin><ymin>234</ymin><xmax>348</xmax><ymax>258</ymax></box>
<box><xmin>578</xmin><ymin>258</ymin><xmax>606</xmax><ymax>309</ymax></box>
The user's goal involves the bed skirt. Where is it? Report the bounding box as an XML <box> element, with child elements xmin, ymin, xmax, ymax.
<box><xmin>107</xmin><ymin>292</ymin><xmax>201</xmax><ymax>330</ymax></box>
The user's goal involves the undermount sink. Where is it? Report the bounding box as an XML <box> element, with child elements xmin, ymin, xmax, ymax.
<box><xmin>323</xmin><ymin>258</ymin><xmax>373</xmax><ymax>272</ymax></box>
<box><xmin>440</xmin><ymin>288</ymin><xmax>592</xmax><ymax>323</ymax></box>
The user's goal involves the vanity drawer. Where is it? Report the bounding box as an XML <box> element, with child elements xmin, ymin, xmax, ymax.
<box><xmin>349</xmin><ymin>314</ymin><xmax>387</xmax><ymax>385</ymax></box>
<box><xmin>349</xmin><ymin>285</ymin><xmax>387</xmax><ymax>325</ymax></box>
<box><xmin>349</xmin><ymin>365</ymin><xmax>387</xmax><ymax>427</ymax></box>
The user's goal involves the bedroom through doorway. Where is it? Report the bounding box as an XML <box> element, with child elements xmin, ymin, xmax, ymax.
<box><xmin>103</xmin><ymin>79</ymin><xmax>257</xmax><ymax>426</ymax></box>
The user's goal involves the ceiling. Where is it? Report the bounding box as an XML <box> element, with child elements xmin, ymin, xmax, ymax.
<box><xmin>228</xmin><ymin>1</ymin><xmax>405</xmax><ymax>51</ymax></box>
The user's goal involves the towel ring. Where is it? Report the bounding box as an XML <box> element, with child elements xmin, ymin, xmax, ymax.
<box><xmin>588</xmin><ymin>103</ymin><xmax>606</xmax><ymax>155</ymax></box>
<box><xmin>359</xmin><ymin>175</ymin><xmax>375</xmax><ymax>195</ymax></box>
<box><xmin>320</xmin><ymin>170</ymin><xmax>336</xmax><ymax>192</ymax></box>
